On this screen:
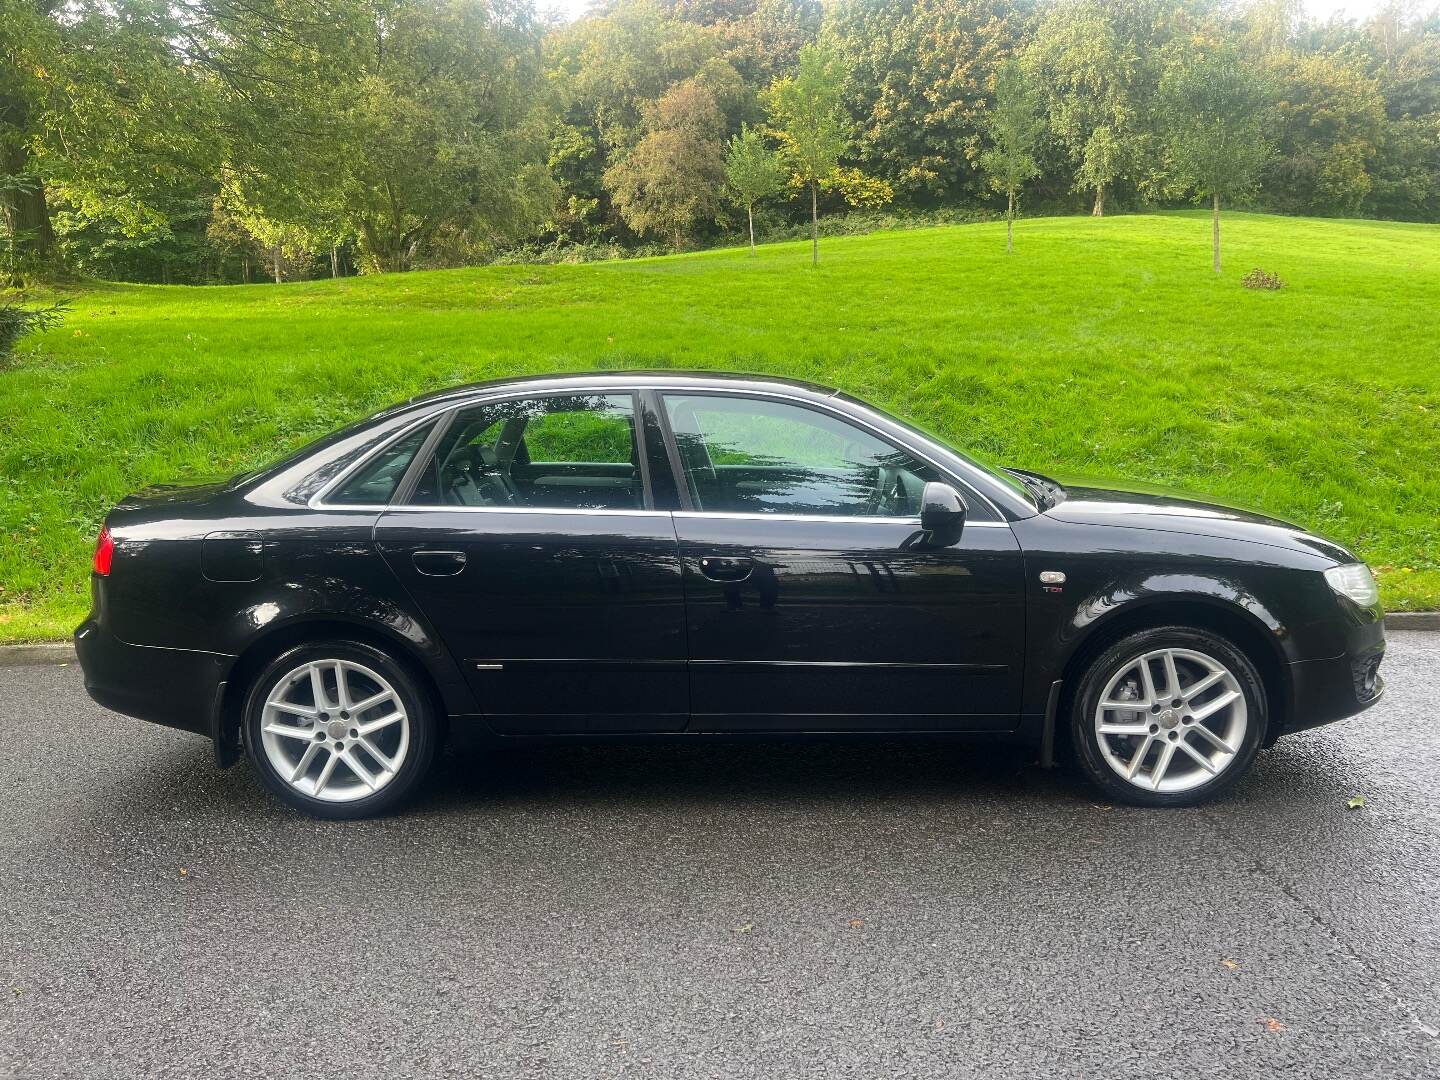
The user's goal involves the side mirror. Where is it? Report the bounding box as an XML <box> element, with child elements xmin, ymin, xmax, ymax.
<box><xmin>918</xmin><ymin>481</ymin><xmax>966</xmax><ymax>546</ymax></box>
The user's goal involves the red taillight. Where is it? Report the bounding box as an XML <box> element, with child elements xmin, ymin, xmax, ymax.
<box><xmin>93</xmin><ymin>526</ymin><xmax>114</xmax><ymax>576</ymax></box>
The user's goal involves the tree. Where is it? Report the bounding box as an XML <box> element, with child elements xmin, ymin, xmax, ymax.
<box><xmin>604</xmin><ymin>78</ymin><xmax>728</xmax><ymax>248</ymax></box>
<box><xmin>1024</xmin><ymin>0</ymin><xmax>1181</xmax><ymax>216</ymax></box>
<box><xmin>764</xmin><ymin>44</ymin><xmax>850</xmax><ymax>264</ymax></box>
<box><xmin>724</xmin><ymin>125</ymin><xmax>786</xmax><ymax>254</ymax></box>
<box><xmin>1160</xmin><ymin>48</ymin><xmax>1274</xmax><ymax>274</ymax></box>
<box><xmin>201</xmin><ymin>0</ymin><xmax>556</xmax><ymax>272</ymax></box>
<box><xmin>827</xmin><ymin>0</ymin><xmax>1021</xmax><ymax>205</ymax></box>
<box><xmin>1</xmin><ymin>0</ymin><xmax>217</xmax><ymax>280</ymax></box>
<box><xmin>1262</xmin><ymin>48</ymin><xmax>1386</xmax><ymax>216</ymax></box>
<box><xmin>980</xmin><ymin>60</ymin><xmax>1045</xmax><ymax>253</ymax></box>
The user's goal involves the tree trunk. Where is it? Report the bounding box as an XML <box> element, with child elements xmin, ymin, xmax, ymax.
<box><xmin>0</xmin><ymin>141</ymin><xmax>56</xmax><ymax>269</ymax></box>
<box><xmin>1092</xmin><ymin>185</ymin><xmax>1105</xmax><ymax>216</ymax></box>
<box><xmin>272</xmin><ymin>246</ymin><xmax>282</xmax><ymax>284</ymax></box>
<box><xmin>242</xmin><ymin>257</ymin><xmax>251</xmax><ymax>284</ymax></box>
<box><xmin>1007</xmin><ymin>190</ymin><xmax>1015</xmax><ymax>254</ymax></box>
<box><xmin>747</xmin><ymin>204</ymin><xmax>756</xmax><ymax>256</ymax></box>
<box><xmin>1212</xmin><ymin>192</ymin><xmax>1221</xmax><ymax>275</ymax></box>
<box><xmin>810</xmin><ymin>182</ymin><xmax>818</xmax><ymax>266</ymax></box>
<box><xmin>330</xmin><ymin>245</ymin><xmax>339</xmax><ymax>278</ymax></box>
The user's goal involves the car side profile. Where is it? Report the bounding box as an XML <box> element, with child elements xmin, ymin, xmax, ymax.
<box><xmin>75</xmin><ymin>372</ymin><xmax>1386</xmax><ymax>817</ymax></box>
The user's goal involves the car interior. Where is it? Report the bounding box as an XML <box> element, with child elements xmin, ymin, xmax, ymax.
<box><xmin>411</xmin><ymin>401</ymin><xmax>645</xmax><ymax>511</ymax></box>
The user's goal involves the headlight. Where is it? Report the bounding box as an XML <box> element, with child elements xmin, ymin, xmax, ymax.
<box><xmin>1323</xmin><ymin>563</ymin><xmax>1379</xmax><ymax>608</ymax></box>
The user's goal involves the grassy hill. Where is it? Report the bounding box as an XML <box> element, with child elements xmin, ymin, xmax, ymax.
<box><xmin>2</xmin><ymin>211</ymin><xmax>1437</xmax><ymax>641</ymax></box>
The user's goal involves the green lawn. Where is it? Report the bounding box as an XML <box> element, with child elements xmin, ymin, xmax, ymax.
<box><xmin>2</xmin><ymin>211</ymin><xmax>1437</xmax><ymax>641</ymax></box>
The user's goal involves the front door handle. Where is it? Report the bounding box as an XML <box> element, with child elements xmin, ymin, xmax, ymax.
<box><xmin>698</xmin><ymin>556</ymin><xmax>753</xmax><ymax>582</ymax></box>
<box><xmin>412</xmin><ymin>549</ymin><xmax>467</xmax><ymax>577</ymax></box>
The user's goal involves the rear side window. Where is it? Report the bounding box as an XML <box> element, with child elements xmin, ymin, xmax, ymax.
<box><xmin>407</xmin><ymin>394</ymin><xmax>644</xmax><ymax>511</ymax></box>
<box><xmin>327</xmin><ymin>422</ymin><xmax>432</xmax><ymax>506</ymax></box>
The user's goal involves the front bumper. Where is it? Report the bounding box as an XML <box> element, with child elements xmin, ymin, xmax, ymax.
<box><xmin>74</xmin><ymin>619</ymin><xmax>232</xmax><ymax>738</ymax></box>
<box><xmin>1278</xmin><ymin>614</ymin><xmax>1386</xmax><ymax>738</ymax></box>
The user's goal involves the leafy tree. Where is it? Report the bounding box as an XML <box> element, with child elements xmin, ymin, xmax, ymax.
<box><xmin>720</xmin><ymin>0</ymin><xmax>824</xmax><ymax>87</ymax></box>
<box><xmin>0</xmin><ymin>1</ymin><xmax>60</xmax><ymax>276</ymax></box>
<box><xmin>0</xmin><ymin>297</ymin><xmax>66</xmax><ymax>362</ymax></box>
<box><xmin>1160</xmin><ymin>47</ymin><xmax>1274</xmax><ymax>273</ymax></box>
<box><xmin>1359</xmin><ymin>5</ymin><xmax>1440</xmax><ymax>221</ymax></box>
<box><xmin>1024</xmin><ymin>0</ymin><xmax>1182</xmax><ymax>215</ymax></box>
<box><xmin>1262</xmin><ymin>48</ymin><xmax>1386</xmax><ymax>216</ymax></box>
<box><xmin>1</xmin><ymin>0</ymin><xmax>217</xmax><ymax>279</ymax></box>
<box><xmin>764</xmin><ymin>44</ymin><xmax>851</xmax><ymax>264</ymax></box>
<box><xmin>605</xmin><ymin>78</ymin><xmax>728</xmax><ymax>248</ymax></box>
<box><xmin>828</xmin><ymin>0</ymin><xmax>1021</xmax><ymax>204</ymax></box>
<box><xmin>724</xmin><ymin>125</ymin><xmax>786</xmax><ymax>253</ymax></box>
<box><xmin>980</xmin><ymin>60</ymin><xmax>1045</xmax><ymax>253</ymax></box>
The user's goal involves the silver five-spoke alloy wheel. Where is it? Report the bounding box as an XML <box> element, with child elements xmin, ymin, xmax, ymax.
<box><xmin>259</xmin><ymin>659</ymin><xmax>411</xmax><ymax>803</ymax></box>
<box><xmin>1093</xmin><ymin>647</ymin><xmax>1248</xmax><ymax>794</ymax></box>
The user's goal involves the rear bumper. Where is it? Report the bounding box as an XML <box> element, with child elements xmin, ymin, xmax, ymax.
<box><xmin>74</xmin><ymin>619</ymin><xmax>232</xmax><ymax>738</ymax></box>
<box><xmin>1278</xmin><ymin>614</ymin><xmax>1386</xmax><ymax>738</ymax></box>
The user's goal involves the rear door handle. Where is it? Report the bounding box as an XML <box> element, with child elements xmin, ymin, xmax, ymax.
<box><xmin>698</xmin><ymin>556</ymin><xmax>753</xmax><ymax>582</ymax></box>
<box><xmin>412</xmin><ymin>549</ymin><xmax>467</xmax><ymax>577</ymax></box>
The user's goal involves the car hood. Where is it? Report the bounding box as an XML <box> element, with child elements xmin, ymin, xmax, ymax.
<box><xmin>1040</xmin><ymin>474</ymin><xmax>1356</xmax><ymax>564</ymax></box>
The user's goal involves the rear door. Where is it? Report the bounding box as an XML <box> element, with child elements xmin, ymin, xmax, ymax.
<box><xmin>658</xmin><ymin>391</ymin><xmax>1026</xmax><ymax>732</ymax></box>
<box><xmin>375</xmin><ymin>391</ymin><xmax>688</xmax><ymax>733</ymax></box>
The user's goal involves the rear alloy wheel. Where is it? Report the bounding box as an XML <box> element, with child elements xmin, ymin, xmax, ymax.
<box><xmin>1071</xmin><ymin>627</ymin><xmax>1267</xmax><ymax>807</ymax></box>
<box><xmin>244</xmin><ymin>641</ymin><xmax>438</xmax><ymax>818</ymax></box>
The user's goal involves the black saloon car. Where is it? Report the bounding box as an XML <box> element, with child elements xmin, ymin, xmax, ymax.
<box><xmin>76</xmin><ymin>372</ymin><xmax>1386</xmax><ymax>816</ymax></box>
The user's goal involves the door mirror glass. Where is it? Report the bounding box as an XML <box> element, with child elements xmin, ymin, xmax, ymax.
<box><xmin>918</xmin><ymin>481</ymin><xmax>966</xmax><ymax>544</ymax></box>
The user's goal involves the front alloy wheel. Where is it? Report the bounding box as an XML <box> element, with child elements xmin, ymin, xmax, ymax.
<box><xmin>244</xmin><ymin>641</ymin><xmax>438</xmax><ymax>818</ymax></box>
<box><xmin>1072</xmin><ymin>627</ymin><xmax>1266</xmax><ymax>807</ymax></box>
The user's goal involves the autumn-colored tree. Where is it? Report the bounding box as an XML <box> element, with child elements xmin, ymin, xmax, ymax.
<box><xmin>827</xmin><ymin>0</ymin><xmax>1022</xmax><ymax>203</ymax></box>
<box><xmin>605</xmin><ymin>78</ymin><xmax>728</xmax><ymax>248</ymax></box>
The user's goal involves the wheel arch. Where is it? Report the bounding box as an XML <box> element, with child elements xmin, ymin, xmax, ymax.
<box><xmin>214</xmin><ymin>614</ymin><xmax>458</xmax><ymax>767</ymax></box>
<box><xmin>1054</xmin><ymin>596</ymin><xmax>1289</xmax><ymax>752</ymax></box>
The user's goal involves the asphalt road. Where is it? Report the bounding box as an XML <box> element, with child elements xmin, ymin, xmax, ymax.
<box><xmin>2</xmin><ymin>635</ymin><xmax>1438</xmax><ymax>1079</ymax></box>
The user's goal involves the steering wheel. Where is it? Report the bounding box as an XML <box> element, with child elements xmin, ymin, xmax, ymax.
<box><xmin>867</xmin><ymin>465</ymin><xmax>907</xmax><ymax>517</ymax></box>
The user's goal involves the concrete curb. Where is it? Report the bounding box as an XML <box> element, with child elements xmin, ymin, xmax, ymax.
<box><xmin>3</xmin><ymin>612</ymin><xmax>1437</xmax><ymax>668</ymax></box>
<box><xmin>0</xmin><ymin>643</ymin><xmax>78</xmax><ymax>667</ymax></box>
<box><xmin>1385</xmin><ymin>611</ymin><xmax>1440</xmax><ymax>631</ymax></box>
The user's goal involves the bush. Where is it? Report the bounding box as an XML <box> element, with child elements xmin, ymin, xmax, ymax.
<box><xmin>0</xmin><ymin>300</ymin><xmax>70</xmax><ymax>362</ymax></box>
<box><xmin>1241</xmin><ymin>267</ymin><xmax>1286</xmax><ymax>290</ymax></box>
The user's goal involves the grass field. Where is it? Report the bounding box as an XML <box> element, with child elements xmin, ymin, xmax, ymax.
<box><xmin>2</xmin><ymin>211</ymin><xmax>1437</xmax><ymax>641</ymax></box>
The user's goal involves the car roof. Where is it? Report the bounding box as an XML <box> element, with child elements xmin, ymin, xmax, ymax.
<box><xmin>377</xmin><ymin>370</ymin><xmax>844</xmax><ymax>419</ymax></box>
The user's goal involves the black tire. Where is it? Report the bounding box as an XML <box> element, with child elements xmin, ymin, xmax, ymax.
<box><xmin>242</xmin><ymin>639</ymin><xmax>440</xmax><ymax>819</ymax></box>
<box><xmin>1069</xmin><ymin>625</ymin><xmax>1268</xmax><ymax>808</ymax></box>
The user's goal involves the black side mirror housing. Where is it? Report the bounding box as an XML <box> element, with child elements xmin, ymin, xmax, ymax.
<box><xmin>918</xmin><ymin>481</ymin><xmax>966</xmax><ymax>546</ymax></box>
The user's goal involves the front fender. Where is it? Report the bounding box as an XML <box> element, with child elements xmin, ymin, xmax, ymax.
<box><xmin>1013</xmin><ymin>516</ymin><xmax>1337</xmax><ymax>717</ymax></box>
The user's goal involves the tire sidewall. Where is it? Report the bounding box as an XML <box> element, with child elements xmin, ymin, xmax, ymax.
<box><xmin>1070</xmin><ymin>626</ymin><xmax>1268</xmax><ymax>808</ymax></box>
<box><xmin>243</xmin><ymin>640</ymin><xmax>437</xmax><ymax>819</ymax></box>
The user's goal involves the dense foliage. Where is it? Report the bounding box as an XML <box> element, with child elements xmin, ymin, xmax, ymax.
<box><xmin>2</xmin><ymin>0</ymin><xmax>1438</xmax><ymax>282</ymax></box>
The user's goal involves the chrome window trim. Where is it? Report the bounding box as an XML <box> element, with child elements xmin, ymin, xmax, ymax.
<box><xmin>379</xmin><ymin>504</ymin><xmax>671</xmax><ymax>518</ymax></box>
<box><xmin>310</xmin><ymin>380</ymin><xmax>1015</xmax><ymax>520</ymax></box>
<box><xmin>672</xmin><ymin>510</ymin><xmax>1010</xmax><ymax>528</ymax></box>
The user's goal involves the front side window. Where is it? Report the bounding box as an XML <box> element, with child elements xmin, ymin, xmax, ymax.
<box><xmin>408</xmin><ymin>394</ymin><xmax>644</xmax><ymax>510</ymax></box>
<box><xmin>328</xmin><ymin>422</ymin><xmax>432</xmax><ymax>505</ymax></box>
<box><xmin>661</xmin><ymin>394</ymin><xmax>943</xmax><ymax>517</ymax></box>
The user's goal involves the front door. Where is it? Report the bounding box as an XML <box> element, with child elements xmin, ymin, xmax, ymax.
<box><xmin>376</xmin><ymin>391</ymin><xmax>687</xmax><ymax>733</ymax></box>
<box><xmin>659</xmin><ymin>392</ymin><xmax>1025</xmax><ymax>731</ymax></box>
